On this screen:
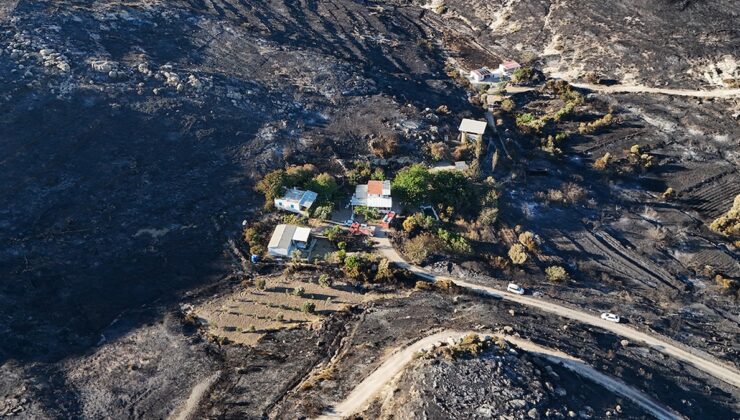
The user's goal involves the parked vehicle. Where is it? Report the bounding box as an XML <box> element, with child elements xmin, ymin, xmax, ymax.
<box><xmin>507</xmin><ymin>283</ymin><xmax>525</xmax><ymax>295</ymax></box>
<box><xmin>601</xmin><ymin>312</ymin><xmax>621</xmax><ymax>323</ymax></box>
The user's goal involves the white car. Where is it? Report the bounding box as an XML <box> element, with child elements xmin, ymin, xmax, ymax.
<box><xmin>507</xmin><ymin>283</ymin><xmax>525</xmax><ymax>295</ymax></box>
<box><xmin>601</xmin><ymin>313</ymin><xmax>620</xmax><ymax>323</ymax></box>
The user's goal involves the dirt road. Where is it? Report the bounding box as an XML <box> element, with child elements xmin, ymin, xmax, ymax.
<box><xmin>372</xmin><ymin>235</ymin><xmax>740</xmax><ymax>389</ymax></box>
<box><xmin>569</xmin><ymin>83</ymin><xmax>740</xmax><ymax>98</ymax></box>
<box><xmin>318</xmin><ymin>330</ymin><xmax>685</xmax><ymax>420</ymax></box>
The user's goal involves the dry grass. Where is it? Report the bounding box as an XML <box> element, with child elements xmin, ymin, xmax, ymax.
<box><xmin>194</xmin><ymin>275</ymin><xmax>390</xmax><ymax>346</ymax></box>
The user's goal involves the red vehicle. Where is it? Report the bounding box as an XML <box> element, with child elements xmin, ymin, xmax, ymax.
<box><xmin>381</xmin><ymin>211</ymin><xmax>396</xmax><ymax>228</ymax></box>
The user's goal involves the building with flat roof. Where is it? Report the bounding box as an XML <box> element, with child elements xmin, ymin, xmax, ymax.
<box><xmin>267</xmin><ymin>224</ymin><xmax>312</xmax><ymax>258</ymax></box>
<box><xmin>274</xmin><ymin>188</ymin><xmax>318</xmax><ymax>215</ymax></box>
<box><xmin>459</xmin><ymin>118</ymin><xmax>487</xmax><ymax>143</ymax></box>
<box><xmin>351</xmin><ymin>180</ymin><xmax>392</xmax><ymax>212</ymax></box>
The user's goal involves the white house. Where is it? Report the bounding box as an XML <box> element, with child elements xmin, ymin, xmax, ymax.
<box><xmin>470</xmin><ymin>67</ymin><xmax>493</xmax><ymax>83</ymax></box>
<box><xmin>274</xmin><ymin>188</ymin><xmax>318</xmax><ymax>215</ymax></box>
<box><xmin>458</xmin><ymin>119</ymin><xmax>487</xmax><ymax>143</ymax></box>
<box><xmin>499</xmin><ymin>60</ymin><xmax>521</xmax><ymax>76</ymax></box>
<box><xmin>267</xmin><ymin>224</ymin><xmax>312</xmax><ymax>258</ymax></box>
<box><xmin>351</xmin><ymin>180</ymin><xmax>392</xmax><ymax>213</ymax></box>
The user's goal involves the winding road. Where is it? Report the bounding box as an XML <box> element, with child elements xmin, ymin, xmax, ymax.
<box><xmin>371</xmin><ymin>234</ymin><xmax>740</xmax><ymax>389</ymax></box>
<box><xmin>318</xmin><ymin>330</ymin><xmax>685</xmax><ymax>420</ymax></box>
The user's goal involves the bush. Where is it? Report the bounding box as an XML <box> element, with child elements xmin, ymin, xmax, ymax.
<box><xmin>452</xmin><ymin>143</ymin><xmax>474</xmax><ymax>161</ymax></box>
<box><xmin>318</xmin><ymin>274</ymin><xmax>331</xmax><ymax>287</ymax></box>
<box><xmin>371</xmin><ymin>167</ymin><xmax>385</xmax><ymax>181</ymax></box>
<box><xmin>479</xmin><ymin>207</ymin><xmax>499</xmax><ymax>226</ymax></box>
<box><xmin>324</xmin><ymin>225</ymin><xmax>343</xmax><ymax>242</ymax></box>
<box><xmin>306</xmin><ymin>172</ymin><xmax>338</xmax><ymax>202</ymax></box>
<box><xmin>403</xmin><ymin>212</ymin><xmax>438</xmax><ymax>233</ymax></box>
<box><xmin>437</xmin><ymin>228</ymin><xmax>473</xmax><ymax>254</ymax></box>
<box><xmin>291</xmin><ymin>286</ymin><xmax>305</xmax><ymax>296</ymax></box>
<box><xmin>255</xmin><ymin>278</ymin><xmax>267</xmax><ymax>290</ymax></box>
<box><xmin>579</xmin><ymin>113</ymin><xmax>614</xmax><ymax>135</ymax></box>
<box><xmin>501</xmin><ymin>98</ymin><xmax>515</xmax><ymax>112</ymax></box>
<box><xmin>374</xmin><ymin>258</ymin><xmax>394</xmax><ymax>283</ymax></box>
<box><xmin>428</xmin><ymin>142</ymin><xmax>450</xmax><ymax>161</ymax></box>
<box><xmin>369</xmin><ymin>133</ymin><xmax>398</xmax><ymax>158</ymax></box>
<box><xmin>302</xmin><ymin>301</ymin><xmax>316</xmax><ymax>314</ymax></box>
<box><xmin>709</xmin><ymin>194</ymin><xmax>740</xmax><ymax>237</ymax></box>
<box><xmin>243</xmin><ymin>221</ymin><xmax>271</xmax><ymax>256</ymax></box>
<box><xmin>312</xmin><ymin>204</ymin><xmax>333</xmax><ymax>220</ymax></box>
<box><xmin>354</xmin><ymin>205</ymin><xmax>380</xmax><ymax>221</ymax></box>
<box><xmin>404</xmin><ymin>234</ymin><xmax>442</xmax><ymax>264</ymax></box>
<box><xmin>518</xmin><ymin>231</ymin><xmax>537</xmax><ymax>252</ymax></box>
<box><xmin>347</xmin><ymin>161</ymin><xmax>372</xmax><ymax>185</ymax></box>
<box><xmin>511</xmin><ymin>66</ymin><xmax>534</xmax><ymax>84</ymax></box>
<box><xmin>508</xmin><ymin>244</ymin><xmax>528</xmax><ymax>265</ymax></box>
<box><xmin>545</xmin><ymin>265</ymin><xmax>569</xmax><ymax>282</ymax></box>
<box><xmin>593</xmin><ymin>153</ymin><xmax>611</xmax><ymax>170</ymax></box>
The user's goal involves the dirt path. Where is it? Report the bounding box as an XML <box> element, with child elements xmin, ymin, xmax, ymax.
<box><xmin>372</xmin><ymin>235</ymin><xmax>740</xmax><ymax>389</ymax></box>
<box><xmin>169</xmin><ymin>371</ymin><xmax>222</xmax><ymax>420</ymax></box>
<box><xmin>569</xmin><ymin>83</ymin><xmax>740</xmax><ymax>98</ymax></box>
<box><xmin>317</xmin><ymin>330</ymin><xmax>685</xmax><ymax>420</ymax></box>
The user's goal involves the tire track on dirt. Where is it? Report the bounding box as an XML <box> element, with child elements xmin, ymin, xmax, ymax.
<box><xmin>317</xmin><ymin>330</ymin><xmax>686</xmax><ymax>420</ymax></box>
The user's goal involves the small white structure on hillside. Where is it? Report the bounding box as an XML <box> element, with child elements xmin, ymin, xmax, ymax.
<box><xmin>268</xmin><ymin>224</ymin><xmax>312</xmax><ymax>258</ymax></box>
<box><xmin>351</xmin><ymin>180</ymin><xmax>392</xmax><ymax>212</ymax></box>
<box><xmin>499</xmin><ymin>60</ymin><xmax>521</xmax><ymax>76</ymax></box>
<box><xmin>470</xmin><ymin>67</ymin><xmax>493</xmax><ymax>83</ymax></box>
<box><xmin>459</xmin><ymin>119</ymin><xmax>487</xmax><ymax>143</ymax></box>
<box><xmin>274</xmin><ymin>188</ymin><xmax>318</xmax><ymax>215</ymax></box>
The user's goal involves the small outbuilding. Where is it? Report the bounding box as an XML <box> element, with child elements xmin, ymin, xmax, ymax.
<box><xmin>274</xmin><ymin>188</ymin><xmax>318</xmax><ymax>215</ymax></box>
<box><xmin>499</xmin><ymin>60</ymin><xmax>521</xmax><ymax>76</ymax></box>
<box><xmin>470</xmin><ymin>67</ymin><xmax>493</xmax><ymax>83</ymax></box>
<box><xmin>458</xmin><ymin>119</ymin><xmax>488</xmax><ymax>143</ymax></box>
<box><xmin>267</xmin><ymin>224</ymin><xmax>312</xmax><ymax>258</ymax></box>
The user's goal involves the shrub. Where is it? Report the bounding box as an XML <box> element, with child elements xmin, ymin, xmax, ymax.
<box><xmin>437</xmin><ymin>228</ymin><xmax>473</xmax><ymax>254</ymax></box>
<box><xmin>291</xmin><ymin>286</ymin><xmax>305</xmax><ymax>297</ymax></box>
<box><xmin>518</xmin><ymin>231</ymin><xmax>537</xmax><ymax>252</ymax></box>
<box><xmin>545</xmin><ymin>265</ymin><xmax>569</xmax><ymax>282</ymax></box>
<box><xmin>371</xmin><ymin>167</ymin><xmax>385</xmax><ymax>181</ymax></box>
<box><xmin>306</xmin><ymin>172</ymin><xmax>338</xmax><ymax>202</ymax></box>
<box><xmin>312</xmin><ymin>204</ymin><xmax>333</xmax><ymax>220</ymax></box>
<box><xmin>318</xmin><ymin>274</ymin><xmax>331</xmax><ymax>287</ymax></box>
<box><xmin>255</xmin><ymin>278</ymin><xmax>267</xmax><ymax>290</ymax></box>
<box><xmin>243</xmin><ymin>221</ymin><xmax>270</xmax><ymax>256</ymax></box>
<box><xmin>479</xmin><ymin>207</ymin><xmax>499</xmax><ymax>226</ymax></box>
<box><xmin>324</xmin><ymin>225</ymin><xmax>343</xmax><ymax>243</ymax></box>
<box><xmin>662</xmin><ymin>187</ymin><xmax>676</xmax><ymax>200</ymax></box>
<box><xmin>562</xmin><ymin>182</ymin><xmax>587</xmax><ymax>204</ymax></box>
<box><xmin>302</xmin><ymin>301</ymin><xmax>316</xmax><ymax>314</ymax></box>
<box><xmin>374</xmin><ymin>258</ymin><xmax>394</xmax><ymax>283</ymax></box>
<box><xmin>511</xmin><ymin>66</ymin><xmax>534</xmax><ymax>84</ymax></box>
<box><xmin>403</xmin><ymin>212</ymin><xmax>438</xmax><ymax>233</ymax></box>
<box><xmin>508</xmin><ymin>244</ymin><xmax>528</xmax><ymax>265</ymax></box>
<box><xmin>255</xmin><ymin>170</ymin><xmax>287</xmax><ymax>209</ymax></box>
<box><xmin>501</xmin><ymin>98</ymin><xmax>515</xmax><ymax>112</ymax></box>
<box><xmin>452</xmin><ymin>143</ymin><xmax>474</xmax><ymax>161</ymax></box>
<box><xmin>709</xmin><ymin>194</ymin><xmax>740</xmax><ymax>237</ymax></box>
<box><xmin>428</xmin><ymin>142</ymin><xmax>450</xmax><ymax>161</ymax></box>
<box><xmin>354</xmin><ymin>205</ymin><xmax>380</xmax><ymax>221</ymax></box>
<box><xmin>593</xmin><ymin>152</ymin><xmax>611</xmax><ymax>170</ymax></box>
<box><xmin>404</xmin><ymin>234</ymin><xmax>442</xmax><ymax>264</ymax></box>
<box><xmin>369</xmin><ymin>133</ymin><xmax>398</xmax><ymax>158</ymax></box>
<box><xmin>579</xmin><ymin>113</ymin><xmax>614</xmax><ymax>135</ymax></box>
<box><xmin>347</xmin><ymin>161</ymin><xmax>372</xmax><ymax>185</ymax></box>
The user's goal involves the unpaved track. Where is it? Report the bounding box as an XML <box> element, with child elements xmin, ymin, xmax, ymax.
<box><xmin>569</xmin><ymin>83</ymin><xmax>740</xmax><ymax>98</ymax></box>
<box><xmin>317</xmin><ymin>330</ymin><xmax>685</xmax><ymax>420</ymax></box>
<box><xmin>372</xmin><ymin>235</ymin><xmax>740</xmax><ymax>389</ymax></box>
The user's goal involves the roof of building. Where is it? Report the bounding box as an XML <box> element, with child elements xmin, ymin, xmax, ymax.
<box><xmin>268</xmin><ymin>224</ymin><xmax>311</xmax><ymax>250</ymax></box>
<box><xmin>367</xmin><ymin>180</ymin><xmax>391</xmax><ymax>196</ymax></box>
<box><xmin>501</xmin><ymin>60</ymin><xmax>521</xmax><ymax>70</ymax></box>
<box><xmin>279</xmin><ymin>188</ymin><xmax>318</xmax><ymax>207</ymax></box>
<box><xmin>352</xmin><ymin>182</ymin><xmax>393</xmax><ymax>208</ymax></box>
<box><xmin>471</xmin><ymin>67</ymin><xmax>492</xmax><ymax>77</ymax></box>
<box><xmin>459</xmin><ymin>119</ymin><xmax>488</xmax><ymax>135</ymax></box>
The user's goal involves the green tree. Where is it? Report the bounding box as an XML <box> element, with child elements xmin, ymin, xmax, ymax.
<box><xmin>307</xmin><ymin>172</ymin><xmax>338</xmax><ymax>202</ymax></box>
<box><xmin>255</xmin><ymin>169</ymin><xmax>287</xmax><ymax>209</ymax></box>
<box><xmin>393</xmin><ymin>164</ymin><xmax>432</xmax><ymax>205</ymax></box>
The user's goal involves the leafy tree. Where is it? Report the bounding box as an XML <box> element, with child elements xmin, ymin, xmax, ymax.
<box><xmin>255</xmin><ymin>169</ymin><xmax>287</xmax><ymax>209</ymax></box>
<box><xmin>508</xmin><ymin>244</ymin><xmax>528</xmax><ymax>265</ymax></box>
<box><xmin>392</xmin><ymin>164</ymin><xmax>432</xmax><ymax>205</ymax></box>
<box><xmin>306</xmin><ymin>172</ymin><xmax>338</xmax><ymax>202</ymax></box>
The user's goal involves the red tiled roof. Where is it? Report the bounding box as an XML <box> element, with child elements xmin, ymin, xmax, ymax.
<box><xmin>367</xmin><ymin>180</ymin><xmax>384</xmax><ymax>195</ymax></box>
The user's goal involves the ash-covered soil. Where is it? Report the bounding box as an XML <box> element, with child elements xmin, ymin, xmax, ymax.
<box><xmin>415</xmin><ymin>0</ymin><xmax>740</xmax><ymax>87</ymax></box>
<box><xmin>271</xmin><ymin>291</ymin><xmax>738</xmax><ymax>419</ymax></box>
<box><xmin>1</xmin><ymin>0</ymin><xmax>739</xmax><ymax>418</ymax></box>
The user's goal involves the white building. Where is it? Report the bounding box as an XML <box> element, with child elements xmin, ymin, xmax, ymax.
<box><xmin>470</xmin><ymin>67</ymin><xmax>493</xmax><ymax>83</ymax></box>
<box><xmin>274</xmin><ymin>188</ymin><xmax>318</xmax><ymax>215</ymax></box>
<box><xmin>498</xmin><ymin>60</ymin><xmax>521</xmax><ymax>76</ymax></box>
<box><xmin>351</xmin><ymin>180</ymin><xmax>392</xmax><ymax>212</ymax></box>
<box><xmin>458</xmin><ymin>119</ymin><xmax>487</xmax><ymax>143</ymax></box>
<box><xmin>267</xmin><ymin>224</ymin><xmax>312</xmax><ymax>258</ymax></box>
